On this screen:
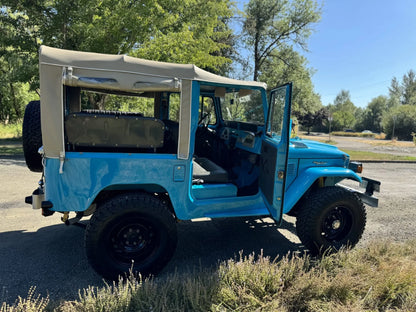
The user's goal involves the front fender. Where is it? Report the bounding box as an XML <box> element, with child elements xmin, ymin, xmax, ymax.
<box><xmin>283</xmin><ymin>167</ymin><xmax>362</xmax><ymax>214</ymax></box>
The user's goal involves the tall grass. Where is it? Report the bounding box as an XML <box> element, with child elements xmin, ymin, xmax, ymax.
<box><xmin>2</xmin><ymin>240</ymin><xmax>416</xmax><ymax>312</ymax></box>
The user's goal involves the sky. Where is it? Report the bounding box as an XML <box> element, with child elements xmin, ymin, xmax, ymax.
<box><xmin>237</xmin><ymin>0</ymin><xmax>416</xmax><ymax>108</ymax></box>
<box><xmin>306</xmin><ymin>0</ymin><xmax>416</xmax><ymax>107</ymax></box>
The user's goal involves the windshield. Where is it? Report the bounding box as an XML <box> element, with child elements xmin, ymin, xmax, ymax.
<box><xmin>220</xmin><ymin>89</ymin><xmax>264</xmax><ymax>124</ymax></box>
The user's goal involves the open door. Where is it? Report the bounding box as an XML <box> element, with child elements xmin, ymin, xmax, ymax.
<box><xmin>259</xmin><ymin>83</ymin><xmax>292</xmax><ymax>223</ymax></box>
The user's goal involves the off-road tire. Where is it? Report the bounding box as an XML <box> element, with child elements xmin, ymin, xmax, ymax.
<box><xmin>22</xmin><ymin>100</ymin><xmax>43</xmax><ymax>172</ymax></box>
<box><xmin>296</xmin><ymin>186</ymin><xmax>366</xmax><ymax>255</ymax></box>
<box><xmin>85</xmin><ymin>192</ymin><xmax>177</xmax><ymax>280</ymax></box>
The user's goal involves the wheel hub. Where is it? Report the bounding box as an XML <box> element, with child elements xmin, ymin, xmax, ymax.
<box><xmin>331</xmin><ymin>219</ymin><xmax>341</xmax><ymax>230</ymax></box>
<box><xmin>321</xmin><ymin>206</ymin><xmax>353</xmax><ymax>242</ymax></box>
<box><xmin>111</xmin><ymin>223</ymin><xmax>155</xmax><ymax>258</ymax></box>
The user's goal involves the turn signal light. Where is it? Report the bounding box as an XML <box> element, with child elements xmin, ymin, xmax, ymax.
<box><xmin>349</xmin><ymin>161</ymin><xmax>363</xmax><ymax>173</ymax></box>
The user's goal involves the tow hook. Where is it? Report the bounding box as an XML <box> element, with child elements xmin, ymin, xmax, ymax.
<box><xmin>61</xmin><ymin>212</ymin><xmax>84</xmax><ymax>226</ymax></box>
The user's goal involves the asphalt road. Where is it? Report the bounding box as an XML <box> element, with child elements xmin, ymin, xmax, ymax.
<box><xmin>0</xmin><ymin>158</ymin><xmax>415</xmax><ymax>304</ymax></box>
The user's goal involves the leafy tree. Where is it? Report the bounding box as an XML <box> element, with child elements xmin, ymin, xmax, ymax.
<box><xmin>298</xmin><ymin>107</ymin><xmax>328</xmax><ymax>134</ymax></box>
<box><xmin>0</xmin><ymin>0</ymin><xmax>235</xmax><ymax>121</ymax></box>
<box><xmin>329</xmin><ymin>90</ymin><xmax>357</xmax><ymax>131</ymax></box>
<box><xmin>382</xmin><ymin>105</ymin><xmax>416</xmax><ymax>140</ymax></box>
<box><xmin>353</xmin><ymin>107</ymin><xmax>366</xmax><ymax>132</ymax></box>
<box><xmin>242</xmin><ymin>0</ymin><xmax>321</xmax><ymax>81</ymax></box>
<box><xmin>259</xmin><ymin>46</ymin><xmax>321</xmax><ymax>118</ymax></box>
<box><xmin>388</xmin><ymin>76</ymin><xmax>402</xmax><ymax>108</ymax></box>
<box><xmin>361</xmin><ymin>96</ymin><xmax>388</xmax><ymax>133</ymax></box>
<box><xmin>402</xmin><ymin>70</ymin><xmax>416</xmax><ymax>105</ymax></box>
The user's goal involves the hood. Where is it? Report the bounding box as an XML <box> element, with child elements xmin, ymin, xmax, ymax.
<box><xmin>288</xmin><ymin>138</ymin><xmax>349</xmax><ymax>160</ymax></box>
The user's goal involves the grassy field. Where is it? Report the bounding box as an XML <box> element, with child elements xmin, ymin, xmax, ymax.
<box><xmin>343</xmin><ymin>149</ymin><xmax>416</xmax><ymax>161</ymax></box>
<box><xmin>0</xmin><ymin>123</ymin><xmax>22</xmax><ymax>139</ymax></box>
<box><xmin>0</xmin><ymin>124</ymin><xmax>23</xmax><ymax>156</ymax></box>
<box><xmin>1</xmin><ymin>240</ymin><xmax>415</xmax><ymax>311</ymax></box>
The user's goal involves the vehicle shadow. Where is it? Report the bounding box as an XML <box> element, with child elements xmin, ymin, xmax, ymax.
<box><xmin>0</xmin><ymin>216</ymin><xmax>303</xmax><ymax>304</ymax></box>
<box><xmin>164</xmin><ymin>216</ymin><xmax>304</xmax><ymax>275</ymax></box>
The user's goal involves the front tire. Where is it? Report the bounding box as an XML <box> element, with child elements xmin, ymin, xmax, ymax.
<box><xmin>296</xmin><ymin>186</ymin><xmax>366</xmax><ymax>255</ymax></box>
<box><xmin>85</xmin><ymin>193</ymin><xmax>177</xmax><ymax>280</ymax></box>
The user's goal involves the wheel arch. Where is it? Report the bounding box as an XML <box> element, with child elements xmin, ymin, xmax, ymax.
<box><xmin>283</xmin><ymin>167</ymin><xmax>362</xmax><ymax>215</ymax></box>
<box><xmin>90</xmin><ymin>184</ymin><xmax>176</xmax><ymax>217</ymax></box>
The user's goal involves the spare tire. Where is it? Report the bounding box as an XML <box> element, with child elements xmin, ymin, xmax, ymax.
<box><xmin>22</xmin><ymin>100</ymin><xmax>43</xmax><ymax>172</ymax></box>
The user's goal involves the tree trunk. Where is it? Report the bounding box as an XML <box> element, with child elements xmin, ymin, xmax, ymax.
<box><xmin>9</xmin><ymin>82</ymin><xmax>22</xmax><ymax>121</ymax></box>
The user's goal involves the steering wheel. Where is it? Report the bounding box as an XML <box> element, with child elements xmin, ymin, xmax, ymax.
<box><xmin>198</xmin><ymin>112</ymin><xmax>211</xmax><ymax>127</ymax></box>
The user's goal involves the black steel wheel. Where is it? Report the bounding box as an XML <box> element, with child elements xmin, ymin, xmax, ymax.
<box><xmin>296</xmin><ymin>186</ymin><xmax>366</xmax><ymax>255</ymax></box>
<box><xmin>85</xmin><ymin>193</ymin><xmax>177</xmax><ymax>280</ymax></box>
<box><xmin>22</xmin><ymin>100</ymin><xmax>43</xmax><ymax>172</ymax></box>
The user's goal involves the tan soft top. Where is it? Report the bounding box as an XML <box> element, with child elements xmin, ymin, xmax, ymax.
<box><xmin>39</xmin><ymin>46</ymin><xmax>266</xmax><ymax>160</ymax></box>
<box><xmin>40</xmin><ymin>46</ymin><xmax>266</xmax><ymax>91</ymax></box>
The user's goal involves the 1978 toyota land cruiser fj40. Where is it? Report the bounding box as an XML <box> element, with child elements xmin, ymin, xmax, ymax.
<box><xmin>23</xmin><ymin>46</ymin><xmax>380</xmax><ymax>280</ymax></box>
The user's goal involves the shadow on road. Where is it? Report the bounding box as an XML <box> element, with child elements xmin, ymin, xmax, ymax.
<box><xmin>0</xmin><ymin>216</ymin><xmax>303</xmax><ymax>304</ymax></box>
<box><xmin>0</xmin><ymin>158</ymin><xmax>26</xmax><ymax>167</ymax></box>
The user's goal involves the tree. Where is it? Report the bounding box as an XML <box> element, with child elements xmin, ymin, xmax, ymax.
<box><xmin>402</xmin><ymin>70</ymin><xmax>416</xmax><ymax>106</ymax></box>
<box><xmin>329</xmin><ymin>90</ymin><xmax>357</xmax><ymax>131</ymax></box>
<box><xmin>382</xmin><ymin>105</ymin><xmax>416</xmax><ymax>140</ymax></box>
<box><xmin>0</xmin><ymin>0</ymin><xmax>235</xmax><ymax>121</ymax></box>
<box><xmin>388</xmin><ymin>76</ymin><xmax>402</xmax><ymax>108</ymax></box>
<box><xmin>259</xmin><ymin>45</ymin><xmax>321</xmax><ymax>118</ymax></box>
<box><xmin>242</xmin><ymin>0</ymin><xmax>321</xmax><ymax>81</ymax></box>
<box><xmin>133</xmin><ymin>0</ymin><xmax>233</xmax><ymax>72</ymax></box>
<box><xmin>360</xmin><ymin>96</ymin><xmax>388</xmax><ymax>133</ymax></box>
<box><xmin>298</xmin><ymin>107</ymin><xmax>328</xmax><ymax>134</ymax></box>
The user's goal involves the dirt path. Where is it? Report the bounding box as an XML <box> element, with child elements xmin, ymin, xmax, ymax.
<box><xmin>0</xmin><ymin>158</ymin><xmax>415</xmax><ymax>304</ymax></box>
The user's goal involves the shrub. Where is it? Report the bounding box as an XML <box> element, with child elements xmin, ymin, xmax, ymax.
<box><xmin>331</xmin><ymin>131</ymin><xmax>376</xmax><ymax>138</ymax></box>
<box><xmin>2</xmin><ymin>240</ymin><xmax>416</xmax><ymax>312</ymax></box>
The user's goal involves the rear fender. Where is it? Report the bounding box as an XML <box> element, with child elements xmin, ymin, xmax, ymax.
<box><xmin>283</xmin><ymin>167</ymin><xmax>362</xmax><ymax>214</ymax></box>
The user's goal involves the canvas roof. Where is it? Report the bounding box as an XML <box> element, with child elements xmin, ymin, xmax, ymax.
<box><xmin>39</xmin><ymin>46</ymin><xmax>266</xmax><ymax>91</ymax></box>
<box><xmin>38</xmin><ymin>46</ymin><xmax>266</xmax><ymax>160</ymax></box>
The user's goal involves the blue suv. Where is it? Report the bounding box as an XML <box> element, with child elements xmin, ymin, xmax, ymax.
<box><xmin>23</xmin><ymin>46</ymin><xmax>380</xmax><ymax>280</ymax></box>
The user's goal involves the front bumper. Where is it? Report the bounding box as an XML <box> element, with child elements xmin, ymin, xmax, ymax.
<box><xmin>341</xmin><ymin>177</ymin><xmax>381</xmax><ymax>207</ymax></box>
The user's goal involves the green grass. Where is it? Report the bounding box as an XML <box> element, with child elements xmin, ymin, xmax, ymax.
<box><xmin>2</xmin><ymin>240</ymin><xmax>416</xmax><ymax>312</ymax></box>
<box><xmin>342</xmin><ymin>149</ymin><xmax>416</xmax><ymax>161</ymax></box>
<box><xmin>0</xmin><ymin>123</ymin><xmax>22</xmax><ymax>139</ymax></box>
<box><xmin>0</xmin><ymin>123</ymin><xmax>23</xmax><ymax>156</ymax></box>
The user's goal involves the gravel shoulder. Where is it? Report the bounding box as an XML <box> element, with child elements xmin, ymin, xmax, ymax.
<box><xmin>0</xmin><ymin>158</ymin><xmax>415</xmax><ymax>304</ymax></box>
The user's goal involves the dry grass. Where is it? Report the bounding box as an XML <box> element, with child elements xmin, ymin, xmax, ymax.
<box><xmin>362</xmin><ymin>139</ymin><xmax>414</xmax><ymax>147</ymax></box>
<box><xmin>2</xmin><ymin>240</ymin><xmax>416</xmax><ymax>312</ymax></box>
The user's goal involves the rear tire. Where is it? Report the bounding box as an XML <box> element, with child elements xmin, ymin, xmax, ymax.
<box><xmin>296</xmin><ymin>186</ymin><xmax>366</xmax><ymax>255</ymax></box>
<box><xmin>85</xmin><ymin>193</ymin><xmax>177</xmax><ymax>280</ymax></box>
<box><xmin>22</xmin><ymin>100</ymin><xmax>43</xmax><ymax>172</ymax></box>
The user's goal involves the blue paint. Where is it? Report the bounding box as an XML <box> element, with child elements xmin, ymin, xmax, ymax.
<box><xmin>43</xmin><ymin>152</ymin><xmax>270</xmax><ymax>220</ymax></box>
<box><xmin>282</xmin><ymin>166</ymin><xmax>361</xmax><ymax>214</ymax></box>
<box><xmin>40</xmin><ymin>81</ymin><xmax>369</xmax><ymax>223</ymax></box>
<box><xmin>192</xmin><ymin>183</ymin><xmax>237</xmax><ymax>199</ymax></box>
<box><xmin>173</xmin><ymin>165</ymin><xmax>186</xmax><ymax>182</ymax></box>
